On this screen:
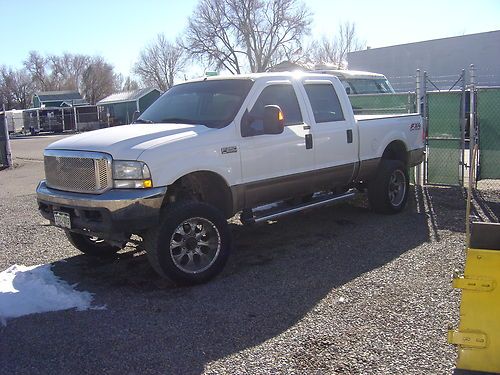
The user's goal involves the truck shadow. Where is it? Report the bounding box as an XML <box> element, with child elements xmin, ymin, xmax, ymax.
<box><xmin>3</xmin><ymin>185</ymin><xmax>461</xmax><ymax>374</ymax></box>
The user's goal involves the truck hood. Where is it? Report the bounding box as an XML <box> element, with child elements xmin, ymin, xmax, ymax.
<box><xmin>46</xmin><ymin>123</ymin><xmax>213</xmax><ymax>160</ymax></box>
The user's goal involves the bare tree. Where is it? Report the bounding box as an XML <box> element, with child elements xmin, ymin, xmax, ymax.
<box><xmin>122</xmin><ymin>76</ymin><xmax>140</xmax><ymax>91</ymax></box>
<box><xmin>184</xmin><ymin>0</ymin><xmax>312</xmax><ymax>73</ymax></box>
<box><xmin>134</xmin><ymin>34</ymin><xmax>185</xmax><ymax>91</ymax></box>
<box><xmin>311</xmin><ymin>21</ymin><xmax>365</xmax><ymax>68</ymax></box>
<box><xmin>24</xmin><ymin>51</ymin><xmax>50</xmax><ymax>91</ymax></box>
<box><xmin>24</xmin><ymin>51</ymin><xmax>95</xmax><ymax>93</ymax></box>
<box><xmin>48</xmin><ymin>53</ymin><xmax>91</xmax><ymax>91</ymax></box>
<box><xmin>81</xmin><ymin>57</ymin><xmax>120</xmax><ymax>104</ymax></box>
<box><xmin>0</xmin><ymin>66</ymin><xmax>34</xmax><ymax>109</ymax></box>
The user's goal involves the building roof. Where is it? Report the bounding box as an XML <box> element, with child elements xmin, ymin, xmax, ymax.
<box><xmin>60</xmin><ymin>99</ymin><xmax>89</xmax><ymax>107</ymax></box>
<box><xmin>97</xmin><ymin>88</ymin><xmax>160</xmax><ymax>105</ymax></box>
<box><xmin>349</xmin><ymin>29</ymin><xmax>500</xmax><ymax>53</ymax></box>
<box><xmin>35</xmin><ymin>90</ymin><xmax>83</xmax><ymax>102</ymax></box>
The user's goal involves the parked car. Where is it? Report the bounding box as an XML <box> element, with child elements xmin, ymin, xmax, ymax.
<box><xmin>36</xmin><ymin>72</ymin><xmax>424</xmax><ymax>284</ymax></box>
<box><xmin>312</xmin><ymin>65</ymin><xmax>396</xmax><ymax>94</ymax></box>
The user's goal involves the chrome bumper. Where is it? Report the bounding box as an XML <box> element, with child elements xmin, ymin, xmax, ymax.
<box><xmin>36</xmin><ymin>180</ymin><xmax>167</xmax><ymax>236</ymax></box>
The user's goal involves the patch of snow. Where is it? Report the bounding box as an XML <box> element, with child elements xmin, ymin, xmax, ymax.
<box><xmin>0</xmin><ymin>264</ymin><xmax>96</xmax><ymax>325</ymax></box>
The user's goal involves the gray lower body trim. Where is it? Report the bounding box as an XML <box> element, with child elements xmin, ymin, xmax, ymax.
<box><xmin>355</xmin><ymin>157</ymin><xmax>381</xmax><ymax>182</ymax></box>
<box><xmin>231</xmin><ymin>163</ymin><xmax>356</xmax><ymax>209</ymax></box>
<box><xmin>408</xmin><ymin>147</ymin><xmax>425</xmax><ymax>167</ymax></box>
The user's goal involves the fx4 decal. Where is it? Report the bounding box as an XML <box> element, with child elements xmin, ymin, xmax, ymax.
<box><xmin>410</xmin><ymin>123</ymin><xmax>421</xmax><ymax>131</ymax></box>
<box><xmin>221</xmin><ymin>146</ymin><xmax>238</xmax><ymax>154</ymax></box>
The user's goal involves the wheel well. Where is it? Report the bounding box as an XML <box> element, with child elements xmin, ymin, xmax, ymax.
<box><xmin>382</xmin><ymin>141</ymin><xmax>407</xmax><ymax>165</ymax></box>
<box><xmin>165</xmin><ymin>171</ymin><xmax>233</xmax><ymax>218</ymax></box>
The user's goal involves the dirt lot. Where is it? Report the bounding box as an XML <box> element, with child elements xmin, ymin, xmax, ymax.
<box><xmin>0</xmin><ymin>135</ymin><xmax>470</xmax><ymax>374</ymax></box>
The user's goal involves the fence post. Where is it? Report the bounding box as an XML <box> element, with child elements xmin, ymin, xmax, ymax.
<box><xmin>74</xmin><ymin>107</ymin><xmax>78</xmax><ymax>132</ymax></box>
<box><xmin>36</xmin><ymin>109</ymin><xmax>40</xmax><ymax>133</ymax></box>
<box><xmin>460</xmin><ymin>69</ymin><xmax>466</xmax><ymax>185</ymax></box>
<box><xmin>469</xmin><ymin>64</ymin><xmax>476</xmax><ymax>184</ymax></box>
<box><xmin>415</xmin><ymin>69</ymin><xmax>422</xmax><ymax>185</ymax></box>
<box><xmin>422</xmin><ymin>71</ymin><xmax>428</xmax><ymax>184</ymax></box>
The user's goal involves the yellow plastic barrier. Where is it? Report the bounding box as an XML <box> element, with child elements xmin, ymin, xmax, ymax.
<box><xmin>449</xmin><ymin>222</ymin><xmax>500</xmax><ymax>373</ymax></box>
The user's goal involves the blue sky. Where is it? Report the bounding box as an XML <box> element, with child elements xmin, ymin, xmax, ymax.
<box><xmin>1</xmin><ymin>0</ymin><xmax>499</xmax><ymax>77</ymax></box>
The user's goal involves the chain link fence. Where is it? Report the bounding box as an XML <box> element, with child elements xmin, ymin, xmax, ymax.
<box><xmin>22</xmin><ymin>106</ymin><xmax>101</xmax><ymax>134</ymax></box>
<box><xmin>349</xmin><ymin>92</ymin><xmax>416</xmax><ymax>115</ymax></box>
<box><xmin>466</xmin><ymin>83</ymin><xmax>500</xmax><ymax>233</ymax></box>
<box><xmin>347</xmin><ymin>66</ymin><xmax>499</xmax><ymax>233</ymax></box>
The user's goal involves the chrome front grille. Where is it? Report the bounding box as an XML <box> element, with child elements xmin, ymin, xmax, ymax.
<box><xmin>44</xmin><ymin>150</ymin><xmax>112</xmax><ymax>193</ymax></box>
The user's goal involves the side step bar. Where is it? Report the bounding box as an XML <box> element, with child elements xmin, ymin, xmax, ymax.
<box><xmin>242</xmin><ymin>189</ymin><xmax>357</xmax><ymax>224</ymax></box>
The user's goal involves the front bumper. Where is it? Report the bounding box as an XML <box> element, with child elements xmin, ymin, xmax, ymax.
<box><xmin>36</xmin><ymin>180</ymin><xmax>167</xmax><ymax>238</ymax></box>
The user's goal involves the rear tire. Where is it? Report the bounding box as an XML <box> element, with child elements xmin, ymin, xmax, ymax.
<box><xmin>65</xmin><ymin>231</ymin><xmax>121</xmax><ymax>257</ymax></box>
<box><xmin>367</xmin><ymin>160</ymin><xmax>409</xmax><ymax>214</ymax></box>
<box><xmin>144</xmin><ymin>201</ymin><xmax>231</xmax><ymax>285</ymax></box>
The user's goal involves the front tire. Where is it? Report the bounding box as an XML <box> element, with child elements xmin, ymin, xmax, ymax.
<box><xmin>144</xmin><ymin>201</ymin><xmax>231</xmax><ymax>285</ymax></box>
<box><xmin>65</xmin><ymin>231</ymin><xmax>121</xmax><ymax>257</ymax></box>
<box><xmin>367</xmin><ymin>160</ymin><xmax>409</xmax><ymax>214</ymax></box>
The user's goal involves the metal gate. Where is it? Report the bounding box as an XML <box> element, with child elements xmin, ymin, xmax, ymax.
<box><xmin>425</xmin><ymin>90</ymin><xmax>465</xmax><ymax>185</ymax></box>
<box><xmin>422</xmin><ymin>69</ymin><xmax>467</xmax><ymax>186</ymax></box>
<box><xmin>476</xmin><ymin>87</ymin><xmax>500</xmax><ymax>180</ymax></box>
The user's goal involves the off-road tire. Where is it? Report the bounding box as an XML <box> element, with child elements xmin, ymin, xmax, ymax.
<box><xmin>65</xmin><ymin>231</ymin><xmax>121</xmax><ymax>257</ymax></box>
<box><xmin>367</xmin><ymin>160</ymin><xmax>409</xmax><ymax>214</ymax></box>
<box><xmin>144</xmin><ymin>201</ymin><xmax>231</xmax><ymax>285</ymax></box>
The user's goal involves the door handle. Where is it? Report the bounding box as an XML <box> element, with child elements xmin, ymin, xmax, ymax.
<box><xmin>346</xmin><ymin>129</ymin><xmax>353</xmax><ymax>143</ymax></box>
<box><xmin>305</xmin><ymin>134</ymin><xmax>313</xmax><ymax>149</ymax></box>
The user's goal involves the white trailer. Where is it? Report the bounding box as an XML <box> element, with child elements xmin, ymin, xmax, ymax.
<box><xmin>5</xmin><ymin>110</ymin><xmax>26</xmax><ymax>134</ymax></box>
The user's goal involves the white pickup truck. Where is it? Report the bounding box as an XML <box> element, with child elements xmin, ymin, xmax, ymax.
<box><xmin>37</xmin><ymin>72</ymin><xmax>424</xmax><ymax>284</ymax></box>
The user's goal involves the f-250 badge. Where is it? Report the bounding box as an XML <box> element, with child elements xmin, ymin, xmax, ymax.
<box><xmin>409</xmin><ymin>123</ymin><xmax>421</xmax><ymax>131</ymax></box>
<box><xmin>221</xmin><ymin>146</ymin><xmax>238</xmax><ymax>154</ymax></box>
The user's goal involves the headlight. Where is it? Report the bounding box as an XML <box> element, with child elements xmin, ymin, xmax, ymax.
<box><xmin>112</xmin><ymin>161</ymin><xmax>152</xmax><ymax>189</ymax></box>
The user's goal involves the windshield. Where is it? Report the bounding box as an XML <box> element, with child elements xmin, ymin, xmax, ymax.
<box><xmin>138</xmin><ymin>79</ymin><xmax>254</xmax><ymax>128</ymax></box>
<box><xmin>345</xmin><ymin>78</ymin><xmax>395</xmax><ymax>94</ymax></box>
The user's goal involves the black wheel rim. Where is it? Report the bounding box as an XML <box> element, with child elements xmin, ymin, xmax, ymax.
<box><xmin>388</xmin><ymin>169</ymin><xmax>406</xmax><ymax>207</ymax></box>
<box><xmin>169</xmin><ymin>217</ymin><xmax>221</xmax><ymax>274</ymax></box>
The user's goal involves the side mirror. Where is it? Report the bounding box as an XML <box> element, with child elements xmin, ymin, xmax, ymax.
<box><xmin>262</xmin><ymin>105</ymin><xmax>284</xmax><ymax>135</ymax></box>
<box><xmin>345</xmin><ymin>87</ymin><xmax>351</xmax><ymax>95</ymax></box>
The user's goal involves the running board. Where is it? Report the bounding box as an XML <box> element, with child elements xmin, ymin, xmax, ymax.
<box><xmin>242</xmin><ymin>189</ymin><xmax>357</xmax><ymax>224</ymax></box>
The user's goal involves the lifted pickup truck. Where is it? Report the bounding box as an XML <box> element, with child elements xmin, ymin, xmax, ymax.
<box><xmin>37</xmin><ymin>72</ymin><xmax>424</xmax><ymax>284</ymax></box>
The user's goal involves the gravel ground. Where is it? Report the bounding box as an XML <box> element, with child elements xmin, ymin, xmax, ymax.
<box><xmin>0</xmin><ymin>138</ymin><xmax>470</xmax><ymax>374</ymax></box>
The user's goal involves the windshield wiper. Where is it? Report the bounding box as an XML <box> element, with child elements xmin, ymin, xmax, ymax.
<box><xmin>159</xmin><ymin>118</ymin><xmax>205</xmax><ymax>125</ymax></box>
<box><xmin>134</xmin><ymin>119</ymin><xmax>153</xmax><ymax>124</ymax></box>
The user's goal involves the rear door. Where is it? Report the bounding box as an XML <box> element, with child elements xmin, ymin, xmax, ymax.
<box><xmin>299</xmin><ymin>78</ymin><xmax>358</xmax><ymax>188</ymax></box>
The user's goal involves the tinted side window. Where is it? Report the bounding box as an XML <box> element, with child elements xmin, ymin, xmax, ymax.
<box><xmin>304</xmin><ymin>84</ymin><xmax>345</xmax><ymax>123</ymax></box>
<box><xmin>251</xmin><ymin>84</ymin><xmax>303</xmax><ymax>126</ymax></box>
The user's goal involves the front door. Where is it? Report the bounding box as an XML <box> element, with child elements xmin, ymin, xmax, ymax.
<box><xmin>239</xmin><ymin>81</ymin><xmax>315</xmax><ymax>207</ymax></box>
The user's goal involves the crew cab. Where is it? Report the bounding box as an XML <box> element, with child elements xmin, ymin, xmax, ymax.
<box><xmin>36</xmin><ymin>72</ymin><xmax>424</xmax><ymax>284</ymax></box>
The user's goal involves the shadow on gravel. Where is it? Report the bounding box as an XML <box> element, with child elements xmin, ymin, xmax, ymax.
<box><xmin>419</xmin><ymin>185</ymin><xmax>467</xmax><ymax>237</ymax></box>
<box><xmin>2</xmin><ymin>187</ymin><xmax>439</xmax><ymax>374</ymax></box>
